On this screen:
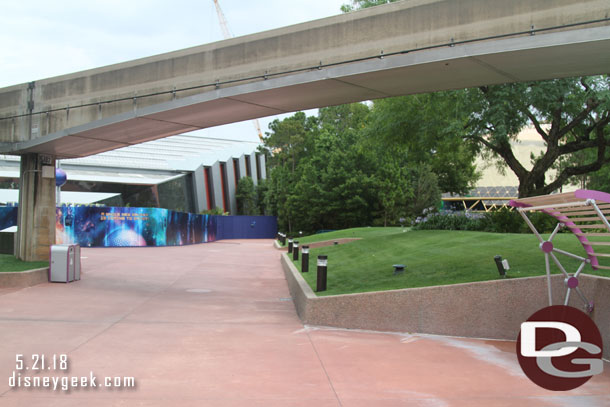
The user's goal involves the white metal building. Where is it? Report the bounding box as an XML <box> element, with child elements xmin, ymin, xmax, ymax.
<box><xmin>0</xmin><ymin>133</ymin><xmax>266</xmax><ymax>214</ymax></box>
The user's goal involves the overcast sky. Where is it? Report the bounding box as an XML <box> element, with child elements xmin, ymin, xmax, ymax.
<box><xmin>0</xmin><ymin>0</ymin><xmax>350</xmax><ymax>143</ymax></box>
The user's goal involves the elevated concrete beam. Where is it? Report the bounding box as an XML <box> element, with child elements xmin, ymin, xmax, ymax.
<box><xmin>0</xmin><ymin>0</ymin><xmax>608</xmax><ymax>158</ymax></box>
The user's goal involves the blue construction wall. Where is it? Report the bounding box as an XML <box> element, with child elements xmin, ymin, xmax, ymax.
<box><xmin>0</xmin><ymin>207</ymin><xmax>17</xmax><ymax>230</ymax></box>
<box><xmin>0</xmin><ymin>206</ymin><xmax>276</xmax><ymax>247</ymax></box>
<box><xmin>216</xmin><ymin>216</ymin><xmax>278</xmax><ymax>240</ymax></box>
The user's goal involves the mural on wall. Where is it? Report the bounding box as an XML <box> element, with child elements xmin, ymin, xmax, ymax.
<box><xmin>0</xmin><ymin>206</ymin><xmax>276</xmax><ymax>247</ymax></box>
<box><xmin>55</xmin><ymin>206</ymin><xmax>215</xmax><ymax>247</ymax></box>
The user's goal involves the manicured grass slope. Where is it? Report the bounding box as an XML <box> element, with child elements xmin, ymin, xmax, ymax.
<box><xmin>291</xmin><ymin>228</ymin><xmax>609</xmax><ymax>296</ymax></box>
<box><xmin>0</xmin><ymin>254</ymin><xmax>48</xmax><ymax>272</ymax></box>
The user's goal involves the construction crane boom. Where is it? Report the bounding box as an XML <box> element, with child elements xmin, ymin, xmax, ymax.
<box><xmin>212</xmin><ymin>0</ymin><xmax>232</xmax><ymax>39</ymax></box>
<box><xmin>212</xmin><ymin>0</ymin><xmax>264</xmax><ymax>142</ymax></box>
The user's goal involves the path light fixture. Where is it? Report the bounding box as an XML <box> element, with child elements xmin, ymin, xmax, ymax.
<box><xmin>293</xmin><ymin>241</ymin><xmax>299</xmax><ymax>261</ymax></box>
<box><xmin>301</xmin><ymin>245</ymin><xmax>309</xmax><ymax>273</ymax></box>
<box><xmin>316</xmin><ymin>255</ymin><xmax>328</xmax><ymax>292</ymax></box>
<box><xmin>288</xmin><ymin>238</ymin><xmax>293</xmax><ymax>254</ymax></box>
<box><xmin>494</xmin><ymin>255</ymin><xmax>509</xmax><ymax>278</ymax></box>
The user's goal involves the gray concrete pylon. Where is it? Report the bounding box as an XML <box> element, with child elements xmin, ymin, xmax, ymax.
<box><xmin>17</xmin><ymin>153</ymin><xmax>56</xmax><ymax>261</ymax></box>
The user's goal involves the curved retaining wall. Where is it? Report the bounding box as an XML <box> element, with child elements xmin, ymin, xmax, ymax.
<box><xmin>281</xmin><ymin>252</ymin><xmax>610</xmax><ymax>359</ymax></box>
<box><xmin>0</xmin><ymin>267</ymin><xmax>48</xmax><ymax>288</ymax></box>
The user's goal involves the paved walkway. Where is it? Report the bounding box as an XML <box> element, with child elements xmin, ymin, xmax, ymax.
<box><xmin>0</xmin><ymin>240</ymin><xmax>608</xmax><ymax>406</ymax></box>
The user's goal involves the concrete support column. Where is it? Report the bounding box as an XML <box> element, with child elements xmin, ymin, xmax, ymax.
<box><xmin>17</xmin><ymin>153</ymin><xmax>56</xmax><ymax>261</ymax></box>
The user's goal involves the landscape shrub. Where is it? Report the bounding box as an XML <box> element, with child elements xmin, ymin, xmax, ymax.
<box><xmin>413</xmin><ymin>210</ymin><xmax>484</xmax><ymax>231</ymax></box>
<box><xmin>414</xmin><ymin>207</ymin><xmax>559</xmax><ymax>234</ymax></box>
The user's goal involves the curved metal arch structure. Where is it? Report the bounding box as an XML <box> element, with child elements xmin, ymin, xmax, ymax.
<box><xmin>510</xmin><ymin>189</ymin><xmax>610</xmax><ymax>312</ymax></box>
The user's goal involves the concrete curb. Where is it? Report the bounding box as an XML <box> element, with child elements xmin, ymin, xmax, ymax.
<box><xmin>281</xmin><ymin>252</ymin><xmax>316</xmax><ymax>322</ymax></box>
<box><xmin>0</xmin><ymin>267</ymin><xmax>48</xmax><ymax>288</ymax></box>
<box><xmin>276</xmin><ymin>237</ymin><xmax>362</xmax><ymax>252</ymax></box>
<box><xmin>281</xmin><ymin>252</ymin><xmax>610</xmax><ymax>358</ymax></box>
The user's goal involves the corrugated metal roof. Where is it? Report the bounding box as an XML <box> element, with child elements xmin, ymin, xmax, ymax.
<box><xmin>61</xmin><ymin>133</ymin><xmax>260</xmax><ymax>171</ymax></box>
<box><xmin>0</xmin><ymin>133</ymin><xmax>261</xmax><ymax>173</ymax></box>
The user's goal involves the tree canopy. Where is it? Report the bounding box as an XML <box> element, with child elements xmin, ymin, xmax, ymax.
<box><xmin>260</xmin><ymin>99</ymin><xmax>480</xmax><ymax>232</ymax></box>
<box><xmin>340</xmin><ymin>0</ymin><xmax>400</xmax><ymax>13</ymax></box>
<box><xmin>464</xmin><ymin>76</ymin><xmax>610</xmax><ymax>197</ymax></box>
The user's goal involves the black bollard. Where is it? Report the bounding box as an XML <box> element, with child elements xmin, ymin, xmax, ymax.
<box><xmin>293</xmin><ymin>241</ymin><xmax>299</xmax><ymax>261</ymax></box>
<box><xmin>316</xmin><ymin>255</ymin><xmax>328</xmax><ymax>292</ymax></box>
<box><xmin>288</xmin><ymin>239</ymin><xmax>293</xmax><ymax>254</ymax></box>
<box><xmin>301</xmin><ymin>245</ymin><xmax>309</xmax><ymax>273</ymax></box>
<box><xmin>281</xmin><ymin>233</ymin><xmax>286</xmax><ymax>246</ymax></box>
<box><xmin>494</xmin><ymin>255</ymin><xmax>506</xmax><ymax>277</ymax></box>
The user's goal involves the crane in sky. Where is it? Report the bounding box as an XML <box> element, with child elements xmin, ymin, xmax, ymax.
<box><xmin>212</xmin><ymin>0</ymin><xmax>265</xmax><ymax>143</ymax></box>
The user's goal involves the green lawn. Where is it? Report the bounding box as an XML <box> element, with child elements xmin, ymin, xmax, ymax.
<box><xmin>0</xmin><ymin>254</ymin><xmax>48</xmax><ymax>272</ymax></box>
<box><xmin>288</xmin><ymin>227</ymin><xmax>610</xmax><ymax>296</ymax></box>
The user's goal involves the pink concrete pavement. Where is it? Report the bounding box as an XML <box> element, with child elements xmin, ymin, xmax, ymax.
<box><xmin>0</xmin><ymin>239</ymin><xmax>608</xmax><ymax>406</ymax></box>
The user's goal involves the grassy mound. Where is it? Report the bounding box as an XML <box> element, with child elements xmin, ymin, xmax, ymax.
<box><xmin>0</xmin><ymin>254</ymin><xmax>48</xmax><ymax>273</ymax></box>
<box><xmin>288</xmin><ymin>227</ymin><xmax>608</xmax><ymax>296</ymax></box>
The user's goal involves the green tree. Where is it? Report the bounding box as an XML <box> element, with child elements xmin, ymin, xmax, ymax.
<box><xmin>255</xmin><ymin>178</ymin><xmax>269</xmax><ymax>215</ymax></box>
<box><xmin>587</xmin><ymin>165</ymin><xmax>610</xmax><ymax>193</ymax></box>
<box><xmin>341</xmin><ymin>0</ymin><xmax>400</xmax><ymax>13</ymax></box>
<box><xmin>263</xmin><ymin>105</ymin><xmax>381</xmax><ymax>232</ymax></box>
<box><xmin>263</xmin><ymin>100</ymin><xmax>470</xmax><ymax>231</ymax></box>
<box><xmin>464</xmin><ymin>76</ymin><xmax>610</xmax><ymax>197</ymax></box>
<box><xmin>560</xmin><ymin>147</ymin><xmax>610</xmax><ymax>192</ymax></box>
<box><xmin>372</xmin><ymin>152</ymin><xmax>412</xmax><ymax>226</ymax></box>
<box><xmin>264</xmin><ymin>112</ymin><xmax>317</xmax><ymax>172</ymax></box>
<box><xmin>235</xmin><ymin>177</ymin><xmax>258</xmax><ymax>215</ymax></box>
<box><xmin>408</xmin><ymin>164</ymin><xmax>441</xmax><ymax>217</ymax></box>
<box><xmin>367</xmin><ymin>92</ymin><xmax>480</xmax><ymax>195</ymax></box>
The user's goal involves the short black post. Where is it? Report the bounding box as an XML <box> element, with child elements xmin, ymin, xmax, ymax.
<box><xmin>288</xmin><ymin>239</ymin><xmax>293</xmax><ymax>254</ymax></box>
<box><xmin>293</xmin><ymin>241</ymin><xmax>299</xmax><ymax>261</ymax></box>
<box><xmin>301</xmin><ymin>245</ymin><xmax>309</xmax><ymax>273</ymax></box>
<box><xmin>281</xmin><ymin>233</ymin><xmax>286</xmax><ymax>246</ymax></box>
<box><xmin>316</xmin><ymin>255</ymin><xmax>328</xmax><ymax>292</ymax></box>
<box><xmin>494</xmin><ymin>255</ymin><xmax>506</xmax><ymax>278</ymax></box>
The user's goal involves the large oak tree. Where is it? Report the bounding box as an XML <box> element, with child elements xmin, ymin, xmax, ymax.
<box><xmin>465</xmin><ymin>76</ymin><xmax>610</xmax><ymax>197</ymax></box>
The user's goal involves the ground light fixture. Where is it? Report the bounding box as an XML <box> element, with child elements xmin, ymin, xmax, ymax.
<box><xmin>393</xmin><ymin>264</ymin><xmax>405</xmax><ymax>275</ymax></box>
<box><xmin>301</xmin><ymin>245</ymin><xmax>309</xmax><ymax>273</ymax></box>
<box><xmin>288</xmin><ymin>238</ymin><xmax>293</xmax><ymax>254</ymax></box>
<box><xmin>316</xmin><ymin>255</ymin><xmax>328</xmax><ymax>292</ymax></box>
<box><xmin>292</xmin><ymin>241</ymin><xmax>299</xmax><ymax>261</ymax></box>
